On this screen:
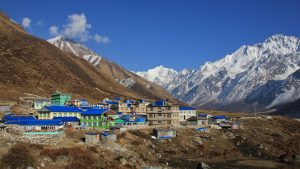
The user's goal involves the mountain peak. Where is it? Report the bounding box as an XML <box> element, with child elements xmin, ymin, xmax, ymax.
<box><xmin>47</xmin><ymin>35</ymin><xmax>102</xmax><ymax>66</ymax></box>
<box><xmin>47</xmin><ymin>35</ymin><xmax>64</xmax><ymax>43</ymax></box>
<box><xmin>48</xmin><ymin>35</ymin><xmax>79</xmax><ymax>44</ymax></box>
<box><xmin>135</xmin><ymin>65</ymin><xmax>178</xmax><ymax>88</ymax></box>
<box><xmin>265</xmin><ymin>34</ymin><xmax>298</xmax><ymax>42</ymax></box>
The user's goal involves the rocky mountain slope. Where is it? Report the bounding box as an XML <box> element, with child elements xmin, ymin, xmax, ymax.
<box><xmin>47</xmin><ymin>35</ymin><xmax>179</xmax><ymax>103</ymax></box>
<box><xmin>0</xmin><ymin>12</ymin><xmax>178</xmax><ymax>103</ymax></box>
<box><xmin>136</xmin><ymin>35</ymin><xmax>300</xmax><ymax>111</ymax></box>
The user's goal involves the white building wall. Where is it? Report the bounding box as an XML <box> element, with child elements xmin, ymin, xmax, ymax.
<box><xmin>179</xmin><ymin>110</ymin><xmax>196</xmax><ymax>121</ymax></box>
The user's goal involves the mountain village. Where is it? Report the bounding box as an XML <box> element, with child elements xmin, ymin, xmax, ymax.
<box><xmin>1</xmin><ymin>7</ymin><xmax>300</xmax><ymax>169</ymax></box>
<box><xmin>0</xmin><ymin>90</ymin><xmax>236</xmax><ymax>141</ymax></box>
<box><xmin>1</xmin><ymin>90</ymin><xmax>300</xmax><ymax>169</ymax></box>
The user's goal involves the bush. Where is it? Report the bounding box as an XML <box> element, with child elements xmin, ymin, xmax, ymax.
<box><xmin>0</xmin><ymin>143</ymin><xmax>35</xmax><ymax>169</ymax></box>
<box><xmin>40</xmin><ymin>147</ymin><xmax>98</xmax><ymax>169</ymax></box>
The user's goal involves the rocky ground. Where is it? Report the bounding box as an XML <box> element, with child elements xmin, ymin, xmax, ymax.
<box><xmin>0</xmin><ymin>115</ymin><xmax>300</xmax><ymax>169</ymax></box>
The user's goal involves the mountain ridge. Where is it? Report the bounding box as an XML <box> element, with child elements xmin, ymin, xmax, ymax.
<box><xmin>135</xmin><ymin>34</ymin><xmax>300</xmax><ymax>112</ymax></box>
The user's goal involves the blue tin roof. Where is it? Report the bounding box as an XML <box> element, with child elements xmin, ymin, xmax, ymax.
<box><xmin>125</xmin><ymin>99</ymin><xmax>134</xmax><ymax>104</ymax></box>
<box><xmin>120</xmin><ymin>115</ymin><xmax>145</xmax><ymax>123</ymax></box>
<box><xmin>213</xmin><ymin>116</ymin><xmax>226</xmax><ymax>119</ymax></box>
<box><xmin>3</xmin><ymin>114</ymin><xmax>37</xmax><ymax>122</ymax></box>
<box><xmin>80</xmin><ymin>106</ymin><xmax>94</xmax><ymax>110</ymax></box>
<box><xmin>81</xmin><ymin>108</ymin><xmax>109</xmax><ymax>115</ymax></box>
<box><xmin>152</xmin><ymin>100</ymin><xmax>167</xmax><ymax>106</ymax></box>
<box><xmin>44</xmin><ymin>106</ymin><xmax>83</xmax><ymax>113</ymax></box>
<box><xmin>139</xmin><ymin>99</ymin><xmax>147</xmax><ymax>103</ymax></box>
<box><xmin>5</xmin><ymin>120</ymin><xmax>63</xmax><ymax>126</ymax></box>
<box><xmin>179</xmin><ymin>106</ymin><xmax>195</xmax><ymax>110</ymax></box>
<box><xmin>135</xmin><ymin>117</ymin><xmax>145</xmax><ymax>123</ymax></box>
<box><xmin>198</xmin><ymin>114</ymin><xmax>208</xmax><ymax>117</ymax></box>
<box><xmin>196</xmin><ymin>127</ymin><xmax>209</xmax><ymax>131</ymax></box>
<box><xmin>52</xmin><ymin>117</ymin><xmax>80</xmax><ymax>122</ymax></box>
<box><xmin>101</xmin><ymin>131</ymin><xmax>110</xmax><ymax>136</ymax></box>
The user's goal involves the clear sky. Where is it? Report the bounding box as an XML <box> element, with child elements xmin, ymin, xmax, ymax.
<box><xmin>1</xmin><ymin>0</ymin><xmax>300</xmax><ymax>71</ymax></box>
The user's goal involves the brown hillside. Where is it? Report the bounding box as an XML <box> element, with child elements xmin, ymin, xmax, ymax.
<box><xmin>0</xmin><ymin>12</ymin><xmax>179</xmax><ymax>103</ymax></box>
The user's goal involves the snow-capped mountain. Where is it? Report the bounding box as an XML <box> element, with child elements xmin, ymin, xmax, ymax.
<box><xmin>135</xmin><ymin>65</ymin><xmax>179</xmax><ymax>88</ymax></box>
<box><xmin>135</xmin><ymin>34</ymin><xmax>300</xmax><ymax>111</ymax></box>
<box><xmin>246</xmin><ymin>68</ymin><xmax>300</xmax><ymax>108</ymax></box>
<box><xmin>47</xmin><ymin>35</ymin><xmax>180</xmax><ymax>103</ymax></box>
<box><xmin>48</xmin><ymin>35</ymin><xmax>102</xmax><ymax>66</ymax></box>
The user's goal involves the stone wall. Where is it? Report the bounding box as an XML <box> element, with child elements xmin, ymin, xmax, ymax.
<box><xmin>0</xmin><ymin>127</ymin><xmax>64</xmax><ymax>145</ymax></box>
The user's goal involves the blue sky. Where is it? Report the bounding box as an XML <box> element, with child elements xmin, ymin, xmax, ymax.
<box><xmin>1</xmin><ymin>0</ymin><xmax>300</xmax><ymax>71</ymax></box>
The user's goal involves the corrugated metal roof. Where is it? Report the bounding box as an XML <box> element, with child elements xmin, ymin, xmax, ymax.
<box><xmin>52</xmin><ymin>117</ymin><xmax>80</xmax><ymax>122</ymax></box>
<box><xmin>179</xmin><ymin>106</ymin><xmax>195</xmax><ymax>110</ymax></box>
<box><xmin>120</xmin><ymin>115</ymin><xmax>145</xmax><ymax>123</ymax></box>
<box><xmin>3</xmin><ymin>114</ymin><xmax>37</xmax><ymax>121</ymax></box>
<box><xmin>213</xmin><ymin>116</ymin><xmax>226</xmax><ymax>119</ymax></box>
<box><xmin>81</xmin><ymin>108</ymin><xmax>109</xmax><ymax>115</ymax></box>
<box><xmin>198</xmin><ymin>114</ymin><xmax>208</xmax><ymax>117</ymax></box>
<box><xmin>44</xmin><ymin>106</ymin><xmax>83</xmax><ymax>112</ymax></box>
<box><xmin>152</xmin><ymin>100</ymin><xmax>167</xmax><ymax>106</ymax></box>
<box><xmin>5</xmin><ymin>120</ymin><xmax>63</xmax><ymax>126</ymax></box>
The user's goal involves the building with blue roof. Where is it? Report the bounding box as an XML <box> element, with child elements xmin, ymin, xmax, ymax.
<box><xmin>198</xmin><ymin>114</ymin><xmax>209</xmax><ymax>118</ymax></box>
<box><xmin>80</xmin><ymin>108</ymin><xmax>117</xmax><ymax>129</ymax></box>
<box><xmin>146</xmin><ymin>100</ymin><xmax>180</xmax><ymax>126</ymax></box>
<box><xmin>97</xmin><ymin>99</ymin><xmax>118</xmax><ymax>110</ymax></box>
<box><xmin>38</xmin><ymin>105</ymin><xmax>83</xmax><ymax>120</ymax></box>
<box><xmin>118</xmin><ymin>101</ymin><xmax>134</xmax><ymax>114</ymax></box>
<box><xmin>179</xmin><ymin>106</ymin><xmax>196</xmax><ymax>122</ymax></box>
<box><xmin>118</xmin><ymin>115</ymin><xmax>146</xmax><ymax>126</ymax></box>
<box><xmin>152</xmin><ymin>100</ymin><xmax>168</xmax><ymax>107</ymax></box>
<box><xmin>133</xmin><ymin>100</ymin><xmax>150</xmax><ymax>115</ymax></box>
<box><xmin>3</xmin><ymin>114</ymin><xmax>37</xmax><ymax>122</ymax></box>
<box><xmin>52</xmin><ymin>117</ymin><xmax>80</xmax><ymax>126</ymax></box>
<box><xmin>104</xmin><ymin>100</ymin><xmax>118</xmax><ymax>105</ymax></box>
<box><xmin>4</xmin><ymin>119</ymin><xmax>64</xmax><ymax>135</ymax></box>
<box><xmin>179</xmin><ymin>106</ymin><xmax>195</xmax><ymax>111</ymax></box>
<box><xmin>211</xmin><ymin>116</ymin><xmax>226</xmax><ymax>124</ymax></box>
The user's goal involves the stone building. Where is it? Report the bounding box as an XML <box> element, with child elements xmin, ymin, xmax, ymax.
<box><xmin>146</xmin><ymin>100</ymin><xmax>179</xmax><ymax>126</ymax></box>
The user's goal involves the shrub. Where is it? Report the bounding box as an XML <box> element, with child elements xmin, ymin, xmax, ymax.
<box><xmin>40</xmin><ymin>147</ymin><xmax>98</xmax><ymax>169</ymax></box>
<box><xmin>0</xmin><ymin>143</ymin><xmax>35</xmax><ymax>169</ymax></box>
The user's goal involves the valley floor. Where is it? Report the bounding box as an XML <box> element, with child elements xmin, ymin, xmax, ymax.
<box><xmin>0</xmin><ymin>115</ymin><xmax>300</xmax><ymax>169</ymax></box>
